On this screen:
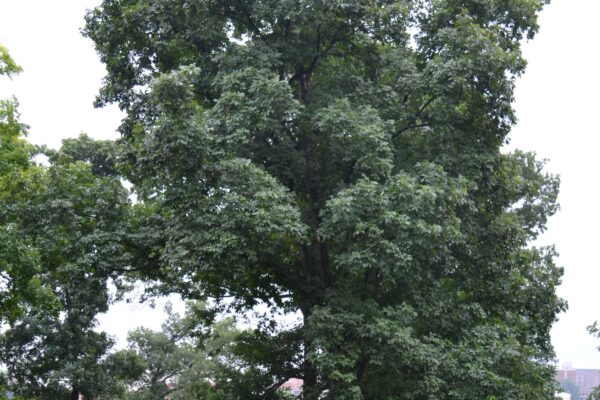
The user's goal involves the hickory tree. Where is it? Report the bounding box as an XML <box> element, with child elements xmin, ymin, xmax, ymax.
<box><xmin>82</xmin><ymin>1</ymin><xmax>564</xmax><ymax>398</ymax></box>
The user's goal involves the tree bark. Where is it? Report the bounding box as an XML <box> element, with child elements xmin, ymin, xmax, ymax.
<box><xmin>301</xmin><ymin>306</ymin><xmax>320</xmax><ymax>400</ymax></box>
<box><xmin>303</xmin><ymin>359</ymin><xmax>320</xmax><ymax>400</ymax></box>
<box><xmin>70</xmin><ymin>386</ymin><xmax>80</xmax><ymax>400</ymax></box>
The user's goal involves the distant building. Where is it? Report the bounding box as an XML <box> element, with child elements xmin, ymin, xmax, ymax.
<box><xmin>557</xmin><ymin>393</ymin><xmax>571</xmax><ymax>400</ymax></box>
<box><xmin>557</xmin><ymin>368</ymin><xmax>577</xmax><ymax>383</ymax></box>
<box><xmin>556</xmin><ymin>368</ymin><xmax>600</xmax><ymax>400</ymax></box>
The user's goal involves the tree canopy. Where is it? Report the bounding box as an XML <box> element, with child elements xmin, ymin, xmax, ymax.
<box><xmin>0</xmin><ymin>45</ymin><xmax>22</xmax><ymax>78</ymax></box>
<box><xmin>82</xmin><ymin>1</ymin><xmax>564</xmax><ymax>398</ymax></box>
<box><xmin>0</xmin><ymin>46</ymin><xmax>56</xmax><ymax>327</ymax></box>
<box><xmin>0</xmin><ymin>46</ymin><xmax>136</xmax><ymax>399</ymax></box>
<box><xmin>0</xmin><ymin>132</ymin><xmax>132</xmax><ymax>399</ymax></box>
<box><xmin>0</xmin><ymin>1</ymin><xmax>567</xmax><ymax>398</ymax></box>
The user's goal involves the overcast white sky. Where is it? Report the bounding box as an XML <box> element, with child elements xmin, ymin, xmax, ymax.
<box><xmin>1</xmin><ymin>0</ymin><xmax>599</xmax><ymax>367</ymax></box>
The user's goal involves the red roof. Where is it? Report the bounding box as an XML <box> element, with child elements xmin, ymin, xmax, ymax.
<box><xmin>281</xmin><ymin>378</ymin><xmax>303</xmax><ymax>390</ymax></box>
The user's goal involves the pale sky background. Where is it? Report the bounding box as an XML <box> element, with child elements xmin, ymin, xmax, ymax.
<box><xmin>0</xmin><ymin>0</ymin><xmax>599</xmax><ymax>367</ymax></box>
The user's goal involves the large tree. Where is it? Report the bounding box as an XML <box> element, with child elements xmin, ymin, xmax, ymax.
<box><xmin>85</xmin><ymin>1</ymin><xmax>564</xmax><ymax>398</ymax></box>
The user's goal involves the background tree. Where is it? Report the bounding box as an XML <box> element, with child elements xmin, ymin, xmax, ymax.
<box><xmin>0</xmin><ymin>46</ymin><xmax>57</xmax><ymax>399</ymax></box>
<box><xmin>0</xmin><ymin>134</ymin><xmax>132</xmax><ymax>400</ymax></box>
<box><xmin>120</xmin><ymin>303</ymin><xmax>211</xmax><ymax>400</ymax></box>
<box><xmin>0</xmin><ymin>46</ymin><xmax>58</xmax><ymax>333</ymax></box>
<box><xmin>48</xmin><ymin>133</ymin><xmax>119</xmax><ymax>178</ymax></box>
<box><xmin>0</xmin><ymin>44</ymin><xmax>22</xmax><ymax>77</ymax></box>
<box><xmin>85</xmin><ymin>1</ymin><xmax>565</xmax><ymax>398</ymax></box>
<box><xmin>115</xmin><ymin>301</ymin><xmax>294</xmax><ymax>400</ymax></box>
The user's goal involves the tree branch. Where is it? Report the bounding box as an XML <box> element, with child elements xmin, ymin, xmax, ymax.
<box><xmin>235</xmin><ymin>0</ymin><xmax>269</xmax><ymax>44</ymax></box>
<box><xmin>393</xmin><ymin>96</ymin><xmax>437</xmax><ymax>139</ymax></box>
<box><xmin>393</xmin><ymin>123</ymin><xmax>431</xmax><ymax>139</ymax></box>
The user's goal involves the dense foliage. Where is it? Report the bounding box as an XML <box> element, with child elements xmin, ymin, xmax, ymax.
<box><xmin>0</xmin><ymin>46</ymin><xmax>51</xmax><ymax>326</ymax></box>
<box><xmin>0</xmin><ymin>152</ymin><xmax>131</xmax><ymax>399</ymax></box>
<box><xmin>1</xmin><ymin>47</ymin><xmax>131</xmax><ymax>399</ymax></box>
<box><xmin>113</xmin><ymin>302</ymin><xmax>287</xmax><ymax>400</ymax></box>
<box><xmin>82</xmin><ymin>0</ymin><xmax>565</xmax><ymax>399</ymax></box>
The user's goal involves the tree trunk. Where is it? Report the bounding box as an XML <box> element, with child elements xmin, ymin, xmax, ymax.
<box><xmin>70</xmin><ymin>386</ymin><xmax>80</xmax><ymax>400</ymax></box>
<box><xmin>303</xmin><ymin>360</ymin><xmax>320</xmax><ymax>400</ymax></box>
<box><xmin>301</xmin><ymin>305</ymin><xmax>321</xmax><ymax>400</ymax></box>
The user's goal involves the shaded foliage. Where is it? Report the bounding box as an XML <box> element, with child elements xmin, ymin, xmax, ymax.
<box><xmin>115</xmin><ymin>302</ymin><xmax>296</xmax><ymax>400</ymax></box>
<box><xmin>0</xmin><ymin>135</ymin><xmax>131</xmax><ymax>399</ymax></box>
